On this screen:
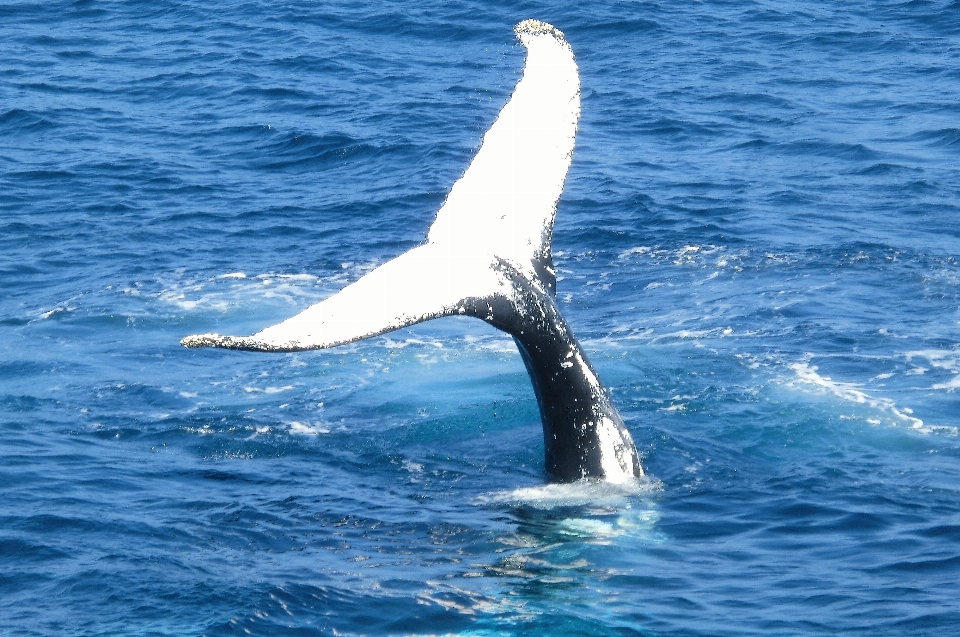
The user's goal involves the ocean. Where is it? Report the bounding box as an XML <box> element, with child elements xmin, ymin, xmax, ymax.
<box><xmin>2</xmin><ymin>1</ymin><xmax>959</xmax><ymax>635</ymax></box>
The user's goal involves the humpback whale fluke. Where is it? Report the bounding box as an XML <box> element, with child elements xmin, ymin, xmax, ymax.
<box><xmin>182</xmin><ymin>20</ymin><xmax>643</xmax><ymax>484</ymax></box>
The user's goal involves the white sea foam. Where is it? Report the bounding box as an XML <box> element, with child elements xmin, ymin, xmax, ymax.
<box><xmin>382</xmin><ymin>337</ymin><xmax>444</xmax><ymax>349</ymax></box>
<box><xmin>32</xmin><ymin>287</ymin><xmax>95</xmax><ymax>321</ymax></box>
<box><xmin>618</xmin><ymin>246</ymin><xmax>651</xmax><ymax>258</ymax></box>
<box><xmin>243</xmin><ymin>385</ymin><xmax>295</xmax><ymax>394</ymax></box>
<box><xmin>401</xmin><ymin>459</ymin><xmax>423</xmax><ymax>473</ymax></box>
<box><xmin>466</xmin><ymin>333</ymin><xmax>520</xmax><ymax>355</ymax></box>
<box><xmin>557</xmin><ymin>508</ymin><xmax>661</xmax><ymax>539</ymax></box>
<box><xmin>288</xmin><ymin>421</ymin><xmax>330</xmax><ymax>435</ymax></box>
<box><xmin>905</xmin><ymin>349</ymin><xmax>960</xmax><ymax>391</ymax></box>
<box><xmin>158</xmin><ymin>270</ymin><xmax>329</xmax><ymax>313</ymax></box>
<box><xmin>39</xmin><ymin>306</ymin><xmax>68</xmax><ymax>319</ymax></box>
<box><xmin>905</xmin><ymin>349</ymin><xmax>960</xmax><ymax>372</ymax></box>
<box><xmin>785</xmin><ymin>361</ymin><xmax>956</xmax><ymax>435</ymax></box>
<box><xmin>932</xmin><ymin>375</ymin><xmax>960</xmax><ymax>391</ymax></box>
<box><xmin>475</xmin><ymin>477</ymin><xmax>659</xmax><ymax>509</ymax></box>
<box><xmin>616</xmin><ymin>244</ymin><xmax>743</xmax><ymax>271</ymax></box>
<box><xmin>650</xmin><ymin>327</ymin><xmax>730</xmax><ymax>343</ymax></box>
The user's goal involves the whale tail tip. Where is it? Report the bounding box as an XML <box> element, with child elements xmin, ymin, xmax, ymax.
<box><xmin>514</xmin><ymin>19</ymin><xmax>566</xmax><ymax>42</ymax></box>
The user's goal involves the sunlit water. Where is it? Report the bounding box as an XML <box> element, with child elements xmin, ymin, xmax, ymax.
<box><xmin>2</xmin><ymin>1</ymin><xmax>959</xmax><ymax>635</ymax></box>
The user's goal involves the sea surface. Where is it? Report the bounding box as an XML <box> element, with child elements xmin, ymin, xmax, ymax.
<box><xmin>2</xmin><ymin>1</ymin><xmax>960</xmax><ymax>635</ymax></box>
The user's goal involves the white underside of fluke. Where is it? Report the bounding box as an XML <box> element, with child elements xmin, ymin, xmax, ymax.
<box><xmin>182</xmin><ymin>19</ymin><xmax>579</xmax><ymax>352</ymax></box>
<box><xmin>181</xmin><ymin>247</ymin><xmax>512</xmax><ymax>351</ymax></box>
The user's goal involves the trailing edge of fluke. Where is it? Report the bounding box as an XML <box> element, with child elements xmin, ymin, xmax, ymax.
<box><xmin>182</xmin><ymin>20</ymin><xmax>643</xmax><ymax>484</ymax></box>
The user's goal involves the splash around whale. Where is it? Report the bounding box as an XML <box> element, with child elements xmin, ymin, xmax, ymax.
<box><xmin>182</xmin><ymin>20</ymin><xmax>643</xmax><ymax>484</ymax></box>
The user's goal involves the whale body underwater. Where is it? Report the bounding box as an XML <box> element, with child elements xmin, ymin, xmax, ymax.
<box><xmin>182</xmin><ymin>20</ymin><xmax>643</xmax><ymax>484</ymax></box>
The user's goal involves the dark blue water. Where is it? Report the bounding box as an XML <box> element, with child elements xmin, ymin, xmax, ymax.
<box><xmin>3</xmin><ymin>1</ymin><xmax>960</xmax><ymax>635</ymax></box>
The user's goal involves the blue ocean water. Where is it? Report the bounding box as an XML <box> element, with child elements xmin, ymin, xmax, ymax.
<box><xmin>2</xmin><ymin>0</ymin><xmax>960</xmax><ymax>634</ymax></box>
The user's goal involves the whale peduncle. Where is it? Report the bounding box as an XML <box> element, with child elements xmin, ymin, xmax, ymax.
<box><xmin>469</xmin><ymin>259</ymin><xmax>642</xmax><ymax>482</ymax></box>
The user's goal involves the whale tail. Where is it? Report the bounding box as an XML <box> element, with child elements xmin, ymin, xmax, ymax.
<box><xmin>182</xmin><ymin>21</ymin><xmax>643</xmax><ymax>484</ymax></box>
<box><xmin>182</xmin><ymin>19</ymin><xmax>577</xmax><ymax>353</ymax></box>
